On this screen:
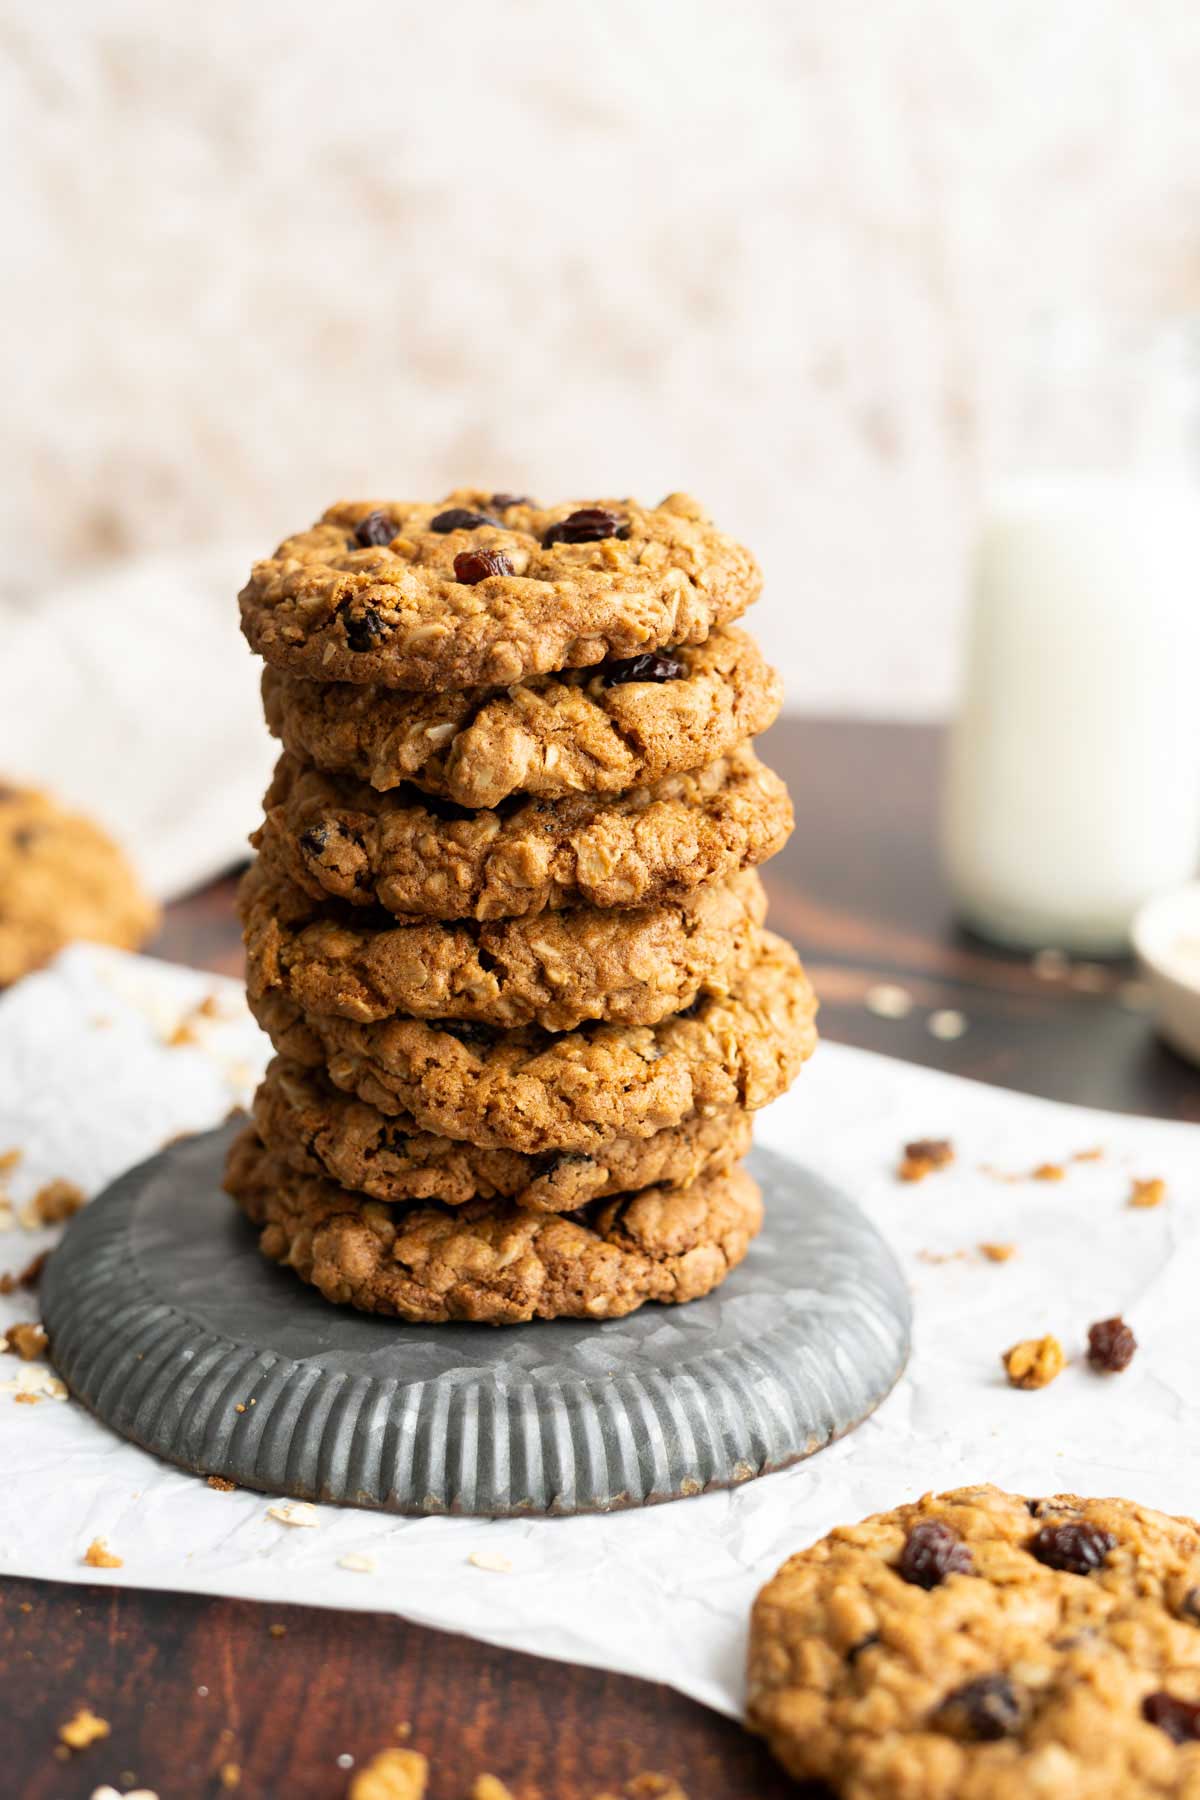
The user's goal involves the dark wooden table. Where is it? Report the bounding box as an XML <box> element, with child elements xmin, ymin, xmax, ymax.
<box><xmin>5</xmin><ymin>720</ymin><xmax>1195</xmax><ymax>1800</ymax></box>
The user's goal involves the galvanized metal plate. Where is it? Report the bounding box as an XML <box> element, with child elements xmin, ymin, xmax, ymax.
<box><xmin>43</xmin><ymin>1122</ymin><xmax>910</xmax><ymax>1517</ymax></box>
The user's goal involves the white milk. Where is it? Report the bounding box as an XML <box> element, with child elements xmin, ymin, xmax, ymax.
<box><xmin>942</xmin><ymin>475</ymin><xmax>1200</xmax><ymax>953</ymax></box>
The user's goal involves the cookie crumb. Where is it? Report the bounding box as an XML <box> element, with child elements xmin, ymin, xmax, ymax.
<box><xmin>1087</xmin><ymin>1316</ymin><xmax>1138</xmax><ymax>1373</ymax></box>
<box><xmin>467</xmin><ymin>1551</ymin><xmax>513</xmax><ymax>1573</ymax></box>
<box><xmin>1130</xmin><ymin>1176</ymin><xmax>1166</xmax><ymax>1210</ymax></box>
<box><xmin>348</xmin><ymin>1746</ymin><xmax>428</xmax><ymax>1800</ymax></box>
<box><xmin>1032</xmin><ymin>1162</ymin><xmax>1066</xmax><ymax>1182</ymax></box>
<box><xmin>3</xmin><ymin>1320</ymin><xmax>48</xmax><ymax>1360</ymax></box>
<box><xmin>267</xmin><ymin>1623</ymin><xmax>287</xmax><ymax>1638</ymax></box>
<box><xmin>59</xmin><ymin>1708</ymin><xmax>111</xmax><ymax>1751</ymax></box>
<box><xmin>1073</xmin><ymin>1147</ymin><xmax>1104</xmax><ymax>1163</ymax></box>
<box><xmin>927</xmin><ymin>1009</ymin><xmax>968</xmax><ymax>1041</ymax></box>
<box><xmin>82</xmin><ymin>1538</ymin><xmax>123</xmax><ymax>1570</ymax></box>
<box><xmin>898</xmin><ymin>1138</ymin><xmax>954</xmax><ymax>1183</ymax></box>
<box><xmin>30</xmin><ymin>1177</ymin><xmax>86</xmax><ymax>1226</ymax></box>
<box><xmin>220</xmin><ymin>1765</ymin><xmax>241</xmax><ymax>1790</ymax></box>
<box><xmin>266</xmin><ymin>1501</ymin><xmax>319</xmax><ymax>1528</ymax></box>
<box><xmin>207</xmin><ymin>1475</ymin><xmax>238</xmax><ymax>1493</ymax></box>
<box><xmin>0</xmin><ymin>1147</ymin><xmax>22</xmax><ymax>1174</ymax></box>
<box><xmin>864</xmin><ymin>983</ymin><xmax>913</xmax><ymax>1020</ymax></box>
<box><xmin>470</xmin><ymin>1779</ymin><xmax>515</xmax><ymax>1800</ymax></box>
<box><xmin>979</xmin><ymin>1242</ymin><xmax>1016</xmax><ymax>1263</ymax></box>
<box><xmin>338</xmin><ymin>1553</ymin><xmax>376</xmax><ymax>1573</ymax></box>
<box><xmin>1002</xmin><ymin>1335</ymin><xmax>1065</xmax><ymax>1390</ymax></box>
<box><xmin>2</xmin><ymin>1365</ymin><xmax>68</xmax><ymax>1402</ymax></box>
<box><xmin>19</xmin><ymin>1250</ymin><xmax>49</xmax><ymax>1288</ymax></box>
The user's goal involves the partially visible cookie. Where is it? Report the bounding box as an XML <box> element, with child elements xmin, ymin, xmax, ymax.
<box><xmin>240</xmin><ymin>858</ymin><xmax>767</xmax><ymax>1033</ymax></box>
<box><xmin>225</xmin><ymin>1128</ymin><xmax>763</xmax><ymax>1323</ymax></box>
<box><xmin>240</xmin><ymin>492</ymin><xmax>761</xmax><ymax>691</ymax></box>
<box><xmin>255</xmin><ymin>744</ymin><xmax>792</xmax><ymax>920</ymax></box>
<box><xmin>260</xmin><ymin>625</ymin><xmax>781</xmax><ymax>806</ymax></box>
<box><xmin>253</xmin><ymin>1057</ymin><xmax>752</xmax><ymax>1211</ymax></box>
<box><xmin>0</xmin><ymin>784</ymin><xmax>159</xmax><ymax>985</ymax></box>
<box><xmin>748</xmin><ymin>1483</ymin><xmax>1200</xmax><ymax>1799</ymax></box>
<box><xmin>248</xmin><ymin>929</ymin><xmax>817</xmax><ymax>1154</ymax></box>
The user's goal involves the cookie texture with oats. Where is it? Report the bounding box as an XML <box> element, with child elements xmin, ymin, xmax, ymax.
<box><xmin>748</xmin><ymin>1483</ymin><xmax>1200</xmax><ymax>1799</ymax></box>
<box><xmin>0</xmin><ymin>783</ymin><xmax>158</xmax><ymax>985</ymax></box>
<box><xmin>239</xmin><ymin>859</ymin><xmax>767</xmax><ymax>1033</ymax></box>
<box><xmin>239</xmin><ymin>492</ymin><xmax>761</xmax><ymax>690</ymax></box>
<box><xmin>247</xmin><ymin>929</ymin><xmax>818</xmax><ymax>1155</ymax></box>
<box><xmin>256</xmin><ymin>742</ymin><xmax>791</xmax><ymax>921</ymax></box>
<box><xmin>225</xmin><ymin>1127</ymin><xmax>763</xmax><ymax>1324</ymax></box>
<box><xmin>260</xmin><ymin>625</ymin><xmax>781</xmax><ymax>807</ymax></box>
<box><xmin>253</xmin><ymin>1057</ymin><xmax>752</xmax><ymax>1212</ymax></box>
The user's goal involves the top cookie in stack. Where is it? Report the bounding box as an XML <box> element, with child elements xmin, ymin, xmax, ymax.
<box><xmin>227</xmin><ymin>491</ymin><xmax>819</xmax><ymax>1325</ymax></box>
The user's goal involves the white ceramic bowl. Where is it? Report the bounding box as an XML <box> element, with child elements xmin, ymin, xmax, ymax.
<box><xmin>1132</xmin><ymin>881</ymin><xmax>1200</xmax><ymax>1068</ymax></box>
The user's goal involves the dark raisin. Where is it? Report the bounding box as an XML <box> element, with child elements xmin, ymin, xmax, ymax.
<box><xmin>897</xmin><ymin>1520</ymin><xmax>973</xmax><ymax>1589</ymax></box>
<box><xmin>429</xmin><ymin>508</ymin><xmax>500</xmax><ymax>533</ymax></box>
<box><xmin>299</xmin><ymin>825</ymin><xmax>330</xmax><ymax>857</ymax></box>
<box><xmin>1028</xmin><ymin>1521</ymin><xmax>1116</xmax><ymax>1575</ymax></box>
<box><xmin>846</xmin><ymin>1633</ymin><xmax>880</xmax><ymax>1663</ymax></box>
<box><xmin>454</xmin><ymin>549</ymin><xmax>514</xmax><ymax>585</ymax></box>
<box><xmin>437</xmin><ymin>1020</ymin><xmax>497</xmax><ymax>1049</ymax></box>
<box><xmin>931</xmin><ymin>1674</ymin><xmax>1023</xmax><ymax>1742</ymax></box>
<box><xmin>12</xmin><ymin>827</ymin><xmax>38</xmax><ymax>851</ymax></box>
<box><xmin>542</xmin><ymin>506</ymin><xmax>629</xmax><ymax>547</ymax></box>
<box><xmin>343</xmin><ymin>606</ymin><xmax>390</xmax><ymax>652</ymax></box>
<box><xmin>1087</xmin><ymin>1316</ymin><xmax>1137</xmax><ymax>1373</ymax></box>
<box><xmin>1144</xmin><ymin>1692</ymin><xmax>1200</xmax><ymax>1743</ymax></box>
<box><xmin>600</xmin><ymin>649</ymin><xmax>687</xmax><ymax>687</ymax></box>
<box><xmin>353</xmin><ymin>510</ymin><xmax>395</xmax><ymax>548</ymax></box>
<box><xmin>489</xmin><ymin>492</ymin><xmax>530</xmax><ymax>509</ymax></box>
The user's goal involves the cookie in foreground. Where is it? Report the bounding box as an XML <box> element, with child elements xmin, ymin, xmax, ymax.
<box><xmin>240</xmin><ymin>492</ymin><xmax>761</xmax><ymax>690</ymax></box>
<box><xmin>747</xmin><ymin>1482</ymin><xmax>1200</xmax><ymax>1799</ymax></box>
<box><xmin>225</xmin><ymin>1128</ymin><xmax>763</xmax><ymax>1324</ymax></box>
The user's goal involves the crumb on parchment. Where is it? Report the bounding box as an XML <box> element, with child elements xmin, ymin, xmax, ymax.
<box><xmin>82</xmin><ymin>1538</ymin><xmax>123</xmax><ymax>1570</ymax></box>
<box><xmin>29</xmin><ymin>1177</ymin><xmax>86</xmax><ymax>1226</ymax></box>
<box><xmin>897</xmin><ymin>1138</ymin><xmax>954</xmax><ymax>1183</ymax></box>
<box><xmin>979</xmin><ymin>1242</ymin><xmax>1016</xmax><ymax>1263</ymax></box>
<box><xmin>1130</xmin><ymin>1177</ymin><xmax>1166</xmax><ymax>1210</ymax></box>
<box><xmin>3</xmin><ymin>1320</ymin><xmax>48</xmax><ymax>1359</ymax></box>
<box><xmin>1003</xmin><ymin>1335</ymin><xmax>1065</xmax><ymax>1390</ymax></box>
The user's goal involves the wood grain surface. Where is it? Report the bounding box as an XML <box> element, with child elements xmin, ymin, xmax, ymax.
<box><xmin>5</xmin><ymin>717</ymin><xmax>1194</xmax><ymax>1800</ymax></box>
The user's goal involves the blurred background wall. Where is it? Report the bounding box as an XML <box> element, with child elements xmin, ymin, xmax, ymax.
<box><xmin>5</xmin><ymin>0</ymin><xmax>1200</xmax><ymax>715</ymax></box>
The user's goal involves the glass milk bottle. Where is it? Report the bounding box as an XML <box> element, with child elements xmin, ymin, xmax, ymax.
<box><xmin>942</xmin><ymin>318</ymin><xmax>1200</xmax><ymax>954</ymax></box>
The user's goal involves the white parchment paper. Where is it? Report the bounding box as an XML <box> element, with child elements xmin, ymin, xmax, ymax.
<box><xmin>1</xmin><ymin>945</ymin><xmax>1198</xmax><ymax>1719</ymax></box>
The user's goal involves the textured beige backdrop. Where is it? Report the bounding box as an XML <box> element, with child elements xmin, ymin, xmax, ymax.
<box><xmin>5</xmin><ymin>0</ymin><xmax>1200</xmax><ymax>713</ymax></box>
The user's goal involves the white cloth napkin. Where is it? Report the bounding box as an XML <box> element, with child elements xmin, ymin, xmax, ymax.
<box><xmin>1</xmin><ymin>945</ymin><xmax>1198</xmax><ymax>1720</ymax></box>
<box><xmin>0</xmin><ymin>549</ymin><xmax>273</xmax><ymax>899</ymax></box>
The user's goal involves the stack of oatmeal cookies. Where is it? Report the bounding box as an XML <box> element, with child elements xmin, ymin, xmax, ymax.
<box><xmin>226</xmin><ymin>492</ymin><xmax>818</xmax><ymax>1324</ymax></box>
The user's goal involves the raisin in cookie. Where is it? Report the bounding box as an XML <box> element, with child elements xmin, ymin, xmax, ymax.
<box><xmin>248</xmin><ymin>929</ymin><xmax>817</xmax><ymax>1154</ymax></box>
<box><xmin>240</xmin><ymin>859</ymin><xmax>767</xmax><ymax>1033</ymax></box>
<box><xmin>0</xmin><ymin>784</ymin><xmax>158</xmax><ymax>985</ymax></box>
<box><xmin>240</xmin><ymin>492</ymin><xmax>761</xmax><ymax>691</ymax></box>
<box><xmin>261</xmin><ymin>626</ymin><xmax>781</xmax><ymax>807</ymax></box>
<box><xmin>748</xmin><ymin>1483</ymin><xmax>1200</xmax><ymax>1800</ymax></box>
<box><xmin>256</xmin><ymin>743</ymin><xmax>792</xmax><ymax>921</ymax></box>
<box><xmin>253</xmin><ymin>1057</ymin><xmax>752</xmax><ymax>1212</ymax></box>
<box><xmin>225</xmin><ymin>1128</ymin><xmax>763</xmax><ymax>1323</ymax></box>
